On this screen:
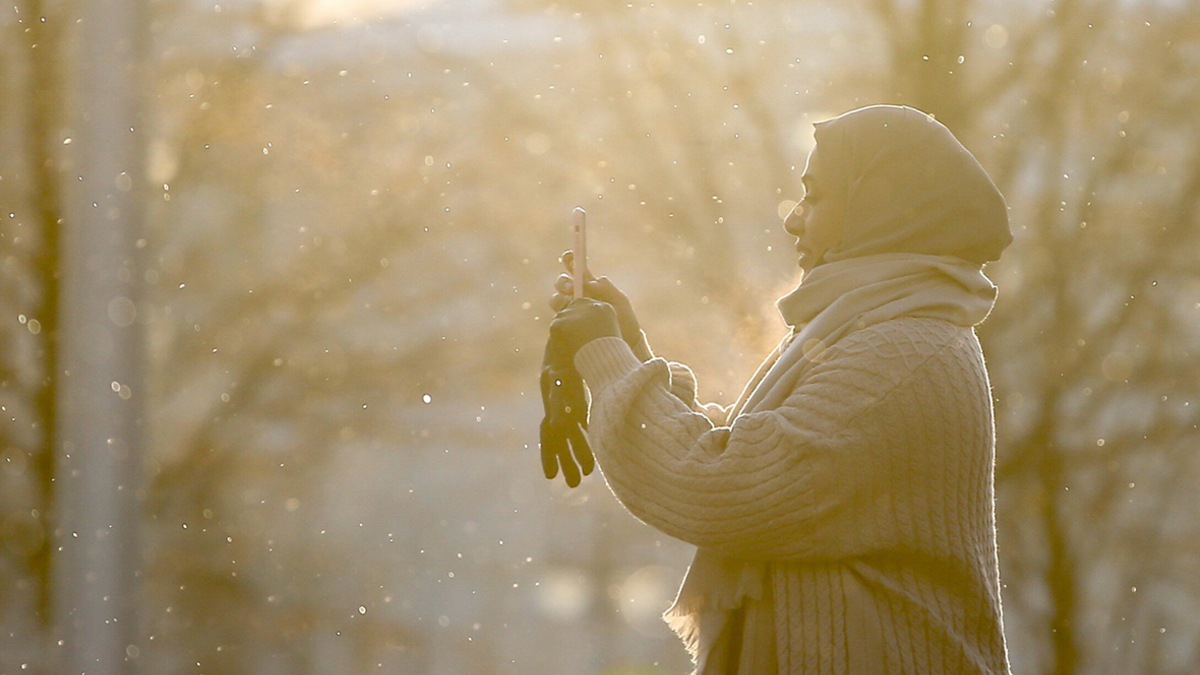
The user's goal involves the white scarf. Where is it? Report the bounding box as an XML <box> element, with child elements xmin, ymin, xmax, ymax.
<box><xmin>662</xmin><ymin>252</ymin><xmax>999</xmax><ymax>674</ymax></box>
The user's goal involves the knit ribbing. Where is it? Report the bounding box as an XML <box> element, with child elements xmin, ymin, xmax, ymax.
<box><xmin>574</xmin><ymin>317</ymin><xmax>1011</xmax><ymax>675</ymax></box>
<box><xmin>574</xmin><ymin>336</ymin><xmax>643</xmax><ymax>389</ymax></box>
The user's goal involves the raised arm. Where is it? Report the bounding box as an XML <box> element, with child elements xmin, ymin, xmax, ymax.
<box><xmin>549</xmin><ymin>253</ymin><xmax>722</xmax><ymax>413</ymax></box>
<box><xmin>574</xmin><ymin>322</ymin><xmax>959</xmax><ymax>562</ymax></box>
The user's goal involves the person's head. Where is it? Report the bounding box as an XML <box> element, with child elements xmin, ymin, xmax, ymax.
<box><xmin>783</xmin><ymin>105</ymin><xmax>1011</xmax><ymax>272</ymax></box>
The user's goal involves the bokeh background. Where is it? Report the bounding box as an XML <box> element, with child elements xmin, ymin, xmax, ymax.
<box><xmin>2</xmin><ymin>0</ymin><xmax>1200</xmax><ymax>673</ymax></box>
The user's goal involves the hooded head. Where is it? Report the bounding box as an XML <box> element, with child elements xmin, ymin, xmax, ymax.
<box><xmin>802</xmin><ymin>105</ymin><xmax>1011</xmax><ymax>266</ymax></box>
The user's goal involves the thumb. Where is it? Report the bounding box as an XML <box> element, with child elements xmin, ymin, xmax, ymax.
<box><xmin>587</xmin><ymin>277</ymin><xmax>627</xmax><ymax>306</ymax></box>
<box><xmin>562</xmin><ymin>250</ymin><xmax>597</xmax><ymax>282</ymax></box>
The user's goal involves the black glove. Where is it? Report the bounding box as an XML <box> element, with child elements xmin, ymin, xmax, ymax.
<box><xmin>538</xmin><ymin>299</ymin><xmax>620</xmax><ymax>487</ymax></box>
<box><xmin>539</xmin><ymin>343</ymin><xmax>594</xmax><ymax>488</ymax></box>
<box><xmin>548</xmin><ymin>298</ymin><xmax>622</xmax><ymax>358</ymax></box>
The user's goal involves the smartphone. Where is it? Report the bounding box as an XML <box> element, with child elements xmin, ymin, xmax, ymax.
<box><xmin>572</xmin><ymin>207</ymin><xmax>587</xmax><ymax>300</ymax></box>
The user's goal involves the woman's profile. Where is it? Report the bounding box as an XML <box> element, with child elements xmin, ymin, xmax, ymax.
<box><xmin>541</xmin><ymin>104</ymin><xmax>1013</xmax><ymax>675</ymax></box>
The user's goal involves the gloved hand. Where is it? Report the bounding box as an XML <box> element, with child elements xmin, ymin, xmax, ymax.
<box><xmin>551</xmin><ymin>251</ymin><xmax>652</xmax><ymax>360</ymax></box>
<box><xmin>548</xmin><ymin>298</ymin><xmax>622</xmax><ymax>361</ymax></box>
<box><xmin>538</xmin><ymin>298</ymin><xmax>620</xmax><ymax>488</ymax></box>
<box><xmin>540</xmin><ymin>341</ymin><xmax>593</xmax><ymax>488</ymax></box>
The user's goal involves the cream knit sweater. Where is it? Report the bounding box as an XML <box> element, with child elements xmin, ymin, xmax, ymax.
<box><xmin>574</xmin><ymin>317</ymin><xmax>1011</xmax><ymax>674</ymax></box>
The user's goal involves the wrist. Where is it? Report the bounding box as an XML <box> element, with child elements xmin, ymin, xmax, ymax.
<box><xmin>574</xmin><ymin>336</ymin><xmax>643</xmax><ymax>393</ymax></box>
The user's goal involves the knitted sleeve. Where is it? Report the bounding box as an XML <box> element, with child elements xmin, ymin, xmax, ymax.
<box><xmin>574</xmin><ymin>323</ymin><xmax>952</xmax><ymax>561</ymax></box>
<box><xmin>664</xmin><ymin>361</ymin><xmax>733</xmax><ymax>425</ymax></box>
<box><xmin>632</xmin><ymin>332</ymin><xmax>726</xmax><ymax>421</ymax></box>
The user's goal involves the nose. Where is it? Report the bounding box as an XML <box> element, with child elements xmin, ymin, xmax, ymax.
<box><xmin>783</xmin><ymin>203</ymin><xmax>805</xmax><ymax>237</ymax></box>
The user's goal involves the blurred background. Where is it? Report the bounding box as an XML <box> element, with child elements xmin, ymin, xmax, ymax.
<box><xmin>2</xmin><ymin>0</ymin><xmax>1199</xmax><ymax>673</ymax></box>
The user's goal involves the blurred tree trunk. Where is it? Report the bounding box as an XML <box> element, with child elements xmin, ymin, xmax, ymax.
<box><xmin>21</xmin><ymin>0</ymin><xmax>64</xmax><ymax>641</ymax></box>
<box><xmin>50</xmin><ymin>1</ymin><xmax>146</xmax><ymax>673</ymax></box>
<box><xmin>876</xmin><ymin>0</ymin><xmax>971</xmax><ymax>130</ymax></box>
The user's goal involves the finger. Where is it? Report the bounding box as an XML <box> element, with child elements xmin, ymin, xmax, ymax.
<box><xmin>561</xmin><ymin>250</ymin><xmax>596</xmax><ymax>281</ymax></box>
<box><xmin>584</xmin><ymin>277</ymin><xmax>618</xmax><ymax>304</ymax></box>
<box><xmin>558</xmin><ymin>446</ymin><xmax>582</xmax><ymax>487</ymax></box>
<box><xmin>540</xmin><ymin>419</ymin><xmax>562</xmax><ymax>480</ymax></box>
<box><xmin>549</xmin><ymin>292</ymin><xmax>570</xmax><ymax>313</ymax></box>
<box><xmin>554</xmin><ymin>273</ymin><xmax>573</xmax><ymax>295</ymax></box>
<box><xmin>569</xmin><ymin>425</ymin><xmax>595</xmax><ymax>476</ymax></box>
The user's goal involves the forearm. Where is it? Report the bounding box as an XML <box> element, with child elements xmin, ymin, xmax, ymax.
<box><xmin>574</xmin><ymin>337</ymin><xmax>876</xmax><ymax>559</ymax></box>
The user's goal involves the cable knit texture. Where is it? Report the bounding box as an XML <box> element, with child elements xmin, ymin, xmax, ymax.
<box><xmin>574</xmin><ymin>317</ymin><xmax>1011</xmax><ymax>675</ymax></box>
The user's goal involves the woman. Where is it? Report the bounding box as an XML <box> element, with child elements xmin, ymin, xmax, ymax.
<box><xmin>541</xmin><ymin>105</ymin><xmax>1013</xmax><ymax>674</ymax></box>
